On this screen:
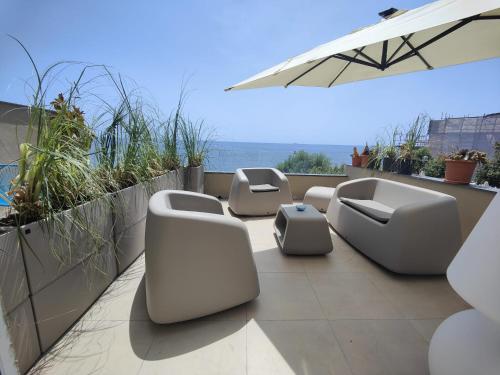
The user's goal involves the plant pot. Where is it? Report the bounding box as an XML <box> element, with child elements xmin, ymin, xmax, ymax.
<box><xmin>444</xmin><ymin>159</ymin><xmax>477</xmax><ymax>184</ymax></box>
<box><xmin>382</xmin><ymin>157</ymin><xmax>396</xmax><ymax>172</ymax></box>
<box><xmin>351</xmin><ymin>156</ymin><xmax>361</xmax><ymax>167</ymax></box>
<box><xmin>396</xmin><ymin>159</ymin><xmax>413</xmax><ymax>175</ymax></box>
<box><xmin>367</xmin><ymin>158</ymin><xmax>377</xmax><ymax>170</ymax></box>
<box><xmin>184</xmin><ymin>165</ymin><xmax>204</xmax><ymax>193</ymax></box>
<box><xmin>360</xmin><ymin>155</ymin><xmax>370</xmax><ymax>168</ymax></box>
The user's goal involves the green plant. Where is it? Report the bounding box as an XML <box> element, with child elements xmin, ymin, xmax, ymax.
<box><xmin>412</xmin><ymin>147</ymin><xmax>433</xmax><ymax>174</ymax></box>
<box><xmin>447</xmin><ymin>149</ymin><xmax>487</xmax><ymax>163</ymax></box>
<box><xmin>95</xmin><ymin>70</ymin><xmax>166</xmax><ymax>189</ymax></box>
<box><xmin>382</xmin><ymin>126</ymin><xmax>399</xmax><ymax>159</ymax></box>
<box><xmin>158</xmin><ymin>92</ymin><xmax>185</xmax><ymax>171</ymax></box>
<box><xmin>179</xmin><ymin>117</ymin><xmax>212</xmax><ymax>168</ymax></box>
<box><xmin>276</xmin><ymin>150</ymin><xmax>344</xmax><ymax>175</ymax></box>
<box><xmin>422</xmin><ymin>155</ymin><xmax>446</xmax><ymax>178</ymax></box>
<box><xmin>398</xmin><ymin>115</ymin><xmax>428</xmax><ymax>161</ymax></box>
<box><xmin>3</xmin><ymin>82</ymin><xmax>107</xmax><ymax>225</ymax></box>
<box><xmin>368</xmin><ymin>142</ymin><xmax>383</xmax><ymax>169</ymax></box>
<box><xmin>475</xmin><ymin>142</ymin><xmax>500</xmax><ymax>187</ymax></box>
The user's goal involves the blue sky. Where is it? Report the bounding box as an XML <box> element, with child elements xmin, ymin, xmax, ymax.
<box><xmin>1</xmin><ymin>0</ymin><xmax>499</xmax><ymax>145</ymax></box>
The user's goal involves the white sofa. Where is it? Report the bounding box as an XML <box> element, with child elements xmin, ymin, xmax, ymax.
<box><xmin>145</xmin><ymin>190</ymin><xmax>260</xmax><ymax>324</ymax></box>
<box><xmin>326</xmin><ymin>178</ymin><xmax>462</xmax><ymax>274</ymax></box>
<box><xmin>228</xmin><ymin>168</ymin><xmax>292</xmax><ymax>216</ymax></box>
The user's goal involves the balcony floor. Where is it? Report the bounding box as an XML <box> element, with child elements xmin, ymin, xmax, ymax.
<box><xmin>30</xmin><ymin>202</ymin><xmax>468</xmax><ymax>375</ymax></box>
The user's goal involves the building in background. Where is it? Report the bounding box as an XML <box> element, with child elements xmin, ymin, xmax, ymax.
<box><xmin>428</xmin><ymin>113</ymin><xmax>500</xmax><ymax>157</ymax></box>
<box><xmin>0</xmin><ymin>101</ymin><xmax>34</xmax><ymax>164</ymax></box>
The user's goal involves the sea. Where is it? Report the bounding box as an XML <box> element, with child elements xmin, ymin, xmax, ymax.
<box><xmin>206</xmin><ymin>141</ymin><xmax>355</xmax><ymax>172</ymax></box>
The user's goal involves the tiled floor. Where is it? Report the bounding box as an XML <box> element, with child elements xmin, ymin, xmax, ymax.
<box><xmin>30</xmin><ymin>202</ymin><xmax>468</xmax><ymax>375</ymax></box>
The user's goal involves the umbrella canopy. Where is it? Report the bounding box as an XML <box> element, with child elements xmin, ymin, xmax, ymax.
<box><xmin>226</xmin><ymin>0</ymin><xmax>500</xmax><ymax>91</ymax></box>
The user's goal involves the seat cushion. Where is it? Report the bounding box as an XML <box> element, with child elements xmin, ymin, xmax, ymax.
<box><xmin>250</xmin><ymin>184</ymin><xmax>279</xmax><ymax>193</ymax></box>
<box><xmin>340</xmin><ymin>197</ymin><xmax>394</xmax><ymax>223</ymax></box>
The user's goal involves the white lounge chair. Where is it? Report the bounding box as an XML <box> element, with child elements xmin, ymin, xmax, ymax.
<box><xmin>228</xmin><ymin>168</ymin><xmax>292</xmax><ymax>216</ymax></box>
<box><xmin>145</xmin><ymin>190</ymin><xmax>260</xmax><ymax>324</ymax></box>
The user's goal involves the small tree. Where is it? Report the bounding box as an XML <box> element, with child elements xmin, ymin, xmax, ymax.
<box><xmin>276</xmin><ymin>150</ymin><xmax>344</xmax><ymax>174</ymax></box>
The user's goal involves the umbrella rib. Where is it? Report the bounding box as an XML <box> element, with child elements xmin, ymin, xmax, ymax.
<box><xmin>331</xmin><ymin>53</ymin><xmax>381</xmax><ymax>69</ymax></box>
<box><xmin>387</xmin><ymin>15</ymin><xmax>477</xmax><ymax>68</ymax></box>
<box><xmin>327</xmin><ymin>48</ymin><xmax>365</xmax><ymax>88</ymax></box>
<box><xmin>387</xmin><ymin>34</ymin><xmax>414</xmax><ymax>65</ymax></box>
<box><xmin>284</xmin><ymin>56</ymin><xmax>333</xmax><ymax>87</ymax></box>
<box><xmin>353</xmin><ymin>48</ymin><xmax>380</xmax><ymax>66</ymax></box>
<box><xmin>400</xmin><ymin>35</ymin><xmax>433</xmax><ymax>70</ymax></box>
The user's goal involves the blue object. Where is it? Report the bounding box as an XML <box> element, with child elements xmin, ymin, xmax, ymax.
<box><xmin>296</xmin><ymin>204</ymin><xmax>307</xmax><ymax>211</ymax></box>
<box><xmin>0</xmin><ymin>164</ymin><xmax>17</xmax><ymax>207</ymax></box>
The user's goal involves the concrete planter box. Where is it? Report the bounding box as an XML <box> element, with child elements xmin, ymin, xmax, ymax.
<box><xmin>18</xmin><ymin>199</ymin><xmax>117</xmax><ymax>352</ymax></box>
<box><xmin>0</xmin><ymin>229</ymin><xmax>40</xmax><ymax>374</ymax></box>
<box><xmin>0</xmin><ymin>170</ymin><xmax>183</xmax><ymax>372</ymax></box>
<box><xmin>184</xmin><ymin>166</ymin><xmax>204</xmax><ymax>193</ymax></box>
<box><xmin>113</xmin><ymin>170</ymin><xmax>182</xmax><ymax>274</ymax></box>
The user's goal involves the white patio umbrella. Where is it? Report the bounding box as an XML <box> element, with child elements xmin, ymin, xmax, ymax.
<box><xmin>226</xmin><ymin>0</ymin><xmax>500</xmax><ymax>91</ymax></box>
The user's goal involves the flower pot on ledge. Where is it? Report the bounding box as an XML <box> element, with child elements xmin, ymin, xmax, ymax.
<box><xmin>184</xmin><ymin>165</ymin><xmax>204</xmax><ymax>193</ymax></box>
<box><xmin>360</xmin><ymin>155</ymin><xmax>369</xmax><ymax>168</ymax></box>
<box><xmin>351</xmin><ymin>156</ymin><xmax>361</xmax><ymax>167</ymax></box>
<box><xmin>444</xmin><ymin>159</ymin><xmax>477</xmax><ymax>184</ymax></box>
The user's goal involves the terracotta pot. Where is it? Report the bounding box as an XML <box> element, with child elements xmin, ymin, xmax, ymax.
<box><xmin>352</xmin><ymin>156</ymin><xmax>361</xmax><ymax>167</ymax></box>
<box><xmin>444</xmin><ymin>159</ymin><xmax>477</xmax><ymax>184</ymax></box>
<box><xmin>360</xmin><ymin>155</ymin><xmax>369</xmax><ymax>168</ymax></box>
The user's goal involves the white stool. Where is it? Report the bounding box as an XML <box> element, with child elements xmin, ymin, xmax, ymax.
<box><xmin>303</xmin><ymin>187</ymin><xmax>336</xmax><ymax>213</ymax></box>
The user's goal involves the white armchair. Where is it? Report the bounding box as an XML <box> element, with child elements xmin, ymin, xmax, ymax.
<box><xmin>145</xmin><ymin>190</ymin><xmax>260</xmax><ymax>324</ymax></box>
<box><xmin>326</xmin><ymin>178</ymin><xmax>462</xmax><ymax>274</ymax></box>
<box><xmin>228</xmin><ymin>168</ymin><xmax>293</xmax><ymax>216</ymax></box>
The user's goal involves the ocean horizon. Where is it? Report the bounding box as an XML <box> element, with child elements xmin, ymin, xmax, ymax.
<box><xmin>206</xmin><ymin>141</ymin><xmax>358</xmax><ymax>172</ymax></box>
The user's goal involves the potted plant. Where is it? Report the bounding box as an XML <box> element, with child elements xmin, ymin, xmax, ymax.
<box><xmin>360</xmin><ymin>144</ymin><xmax>370</xmax><ymax>168</ymax></box>
<box><xmin>180</xmin><ymin>117</ymin><xmax>212</xmax><ymax>193</ymax></box>
<box><xmin>381</xmin><ymin>127</ymin><xmax>399</xmax><ymax>172</ymax></box>
<box><xmin>445</xmin><ymin>149</ymin><xmax>487</xmax><ymax>184</ymax></box>
<box><xmin>351</xmin><ymin>147</ymin><xmax>361</xmax><ymax>167</ymax></box>
<box><xmin>367</xmin><ymin>143</ymin><xmax>381</xmax><ymax>170</ymax></box>
<box><xmin>475</xmin><ymin>142</ymin><xmax>500</xmax><ymax>188</ymax></box>
<box><xmin>395</xmin><ymin>115</ymin><xmax>427</xmax><ymax>175</ymax></box>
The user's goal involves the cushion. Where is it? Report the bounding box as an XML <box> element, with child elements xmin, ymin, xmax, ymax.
<box><xmin>250</xmin><ymin>184</ymin><xmax>279</xmax><ymax>193</ymax></box>
<box><xmin>340</xmin><ymin>197</ymin><xmax>394</xmax><ymax>223</ymax></box>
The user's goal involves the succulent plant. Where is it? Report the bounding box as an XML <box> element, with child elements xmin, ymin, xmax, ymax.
<box><xmin>448</xmin><ymin>149</ymin><xmax>487</xmax><ymax>163</ymax></box>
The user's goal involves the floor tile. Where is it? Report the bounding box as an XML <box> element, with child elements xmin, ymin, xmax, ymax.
<box><xmin>139</xmin><ymin>320</ymin><xmax>246</xmax><ymax>375</ymax></box>
<box><xmin>409</xmin><ymin>319</ymin><xmax>444</xmax><ymax>342</ymax></box>
<box><xmin>83</xmin><ymin>272</ymin><xmax>148</xmax><ymax>321</ymax></box>
<box><xmin>301</xmin><ymin>245</ymin><xmax>382</xmax><ymax>274</ymax></box>
<box><xmin>308</xmin><ymin>273</ymin><xmax>402</xmax><ymax>319</ymax></box>
<box><xmin>247</xmin><ymin>319</ymin><xmax>352</xmax><ymax>375</ymax></box>
<box><xmin>30</xmin><ymin>320</ymin><xmax>154</xmax><ymax>375</ymax></box>
<box><xmin>247</xmin><ymin>272</ymin><xmax>324</xmax><ymax>320</ymax></box>
<box><xmin>368</xmin><ymin>272</ymin><xmax>469</xmax><ymax>319</ymax></box>
<box><xmin>252</xmin><ymin>246</ymin><xmax>305</xmax><ymax>272</ymax></box>
<box><xmin>330</xmin><ymin>319</ymin><xmax>429</xmax><ymax>375</ymax></box>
